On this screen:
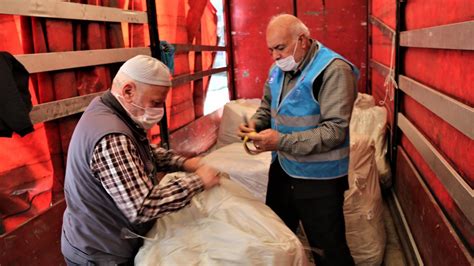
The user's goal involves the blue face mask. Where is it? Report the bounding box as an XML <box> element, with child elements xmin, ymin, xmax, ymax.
<box><xmin>275</xmin><ymin>38</ymin><xmax>299</xmax><ymax>72</ymax></box>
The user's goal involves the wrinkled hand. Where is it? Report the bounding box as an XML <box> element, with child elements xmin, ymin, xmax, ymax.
<box><xmin>195</xmin><ymin>164</ymin><xmax>221</xmax><ymax>190</ymax></box>
<box><xmin>247</xmin><ymin>129</ymin><xmax>279</xmax><ymax>152</ymax></box>
<box><xmin>237</xmin><ymin>119</ymin><xmax>256</xmax><ymax>139</ymax></box>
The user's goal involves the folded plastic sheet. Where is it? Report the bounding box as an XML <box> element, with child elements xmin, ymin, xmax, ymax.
<box><xmin>135</xmin><ymin>175</ymin><xmax>308</xmax><ymax>266</ymax></box>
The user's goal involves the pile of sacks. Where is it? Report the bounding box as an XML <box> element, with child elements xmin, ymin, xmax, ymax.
<box><xmin>211</xmin><ymin>95</ymin><xmax>391</xmax><ymax>265</ymax></box>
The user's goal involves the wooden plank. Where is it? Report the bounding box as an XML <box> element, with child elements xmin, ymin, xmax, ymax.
<box><xmin>0</xmin><ymin>0</ymin><xmax>147</xmax><ymax>23</ymax></box>
<box><xmin>400</xmin><ymin>21</ymin><xmax>474</xmax><ymax>50</ymax></box>
<box><xmin>369</xmin><ymin>59</ymin><xmax>391</xmax><ymax>78</ymax></box>
<box><xmin>395</xmin><ymin>147</ymin><xmax>472</xmax><ymax>265</ymax></box>
<box><xmin>30</xmin><ymin>92</ymin><xmax>104</xmax><ymax>124</ymax></box>
<box><xmin>398</xmin><ymin>114</ymin><xmax>474</xmax><ymax>225</ymax></box>
<box><xmin>399</xmin><ymin>75</ymin><xmax>474</xmax><ymax>139</ymax></box>
<box><xmin>174</xmin><ymin>44</ymin><xmax>227</xmax><ymax>53</ymax></box>
<box><xmin>14</xmin><ymin>45</ymin><xmax>225</xmax><ymax>74</ymax></box>
<box><xmin>169</xmin><ymin>108</ymin><xmax>223</xmax><ymax>157</ymax></box>
<box><xmin>370</xmin><ymin>15</ymin><xmax>395</xmax><ymax>39</ymax></box>
<box><xmin>15</xmin><ymin>47</ymin><xmax>151</xmax><ymax>73</ymax></box>
<box><xmin>172</xmin><ymin>67</ymin><xmax>228</xmax><ymax>87</ymax></box>
<box><xmin>0</xmin><ymin>200</ymin><xmax>66</xmax><ymax>265</ymax></box>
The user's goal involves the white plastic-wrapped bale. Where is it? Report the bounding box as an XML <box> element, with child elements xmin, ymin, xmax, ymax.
<box><xmin>202</xmin><ymin>142</ymin><xmax>271</xmax><ymax>202</ymax></box>
<box><xmin>215</xmin><ymin>99</ymin><xmax>261</xmax><ymax>149</ymax></box>
<box><xmin>135</xmin><ymin>174</ymin><xmax>308</xmax><ymax>266</ymax></box>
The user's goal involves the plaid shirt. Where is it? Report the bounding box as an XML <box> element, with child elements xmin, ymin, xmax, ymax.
<box><xmin>90</xmin><ymin>133</ymin><xmax>204</xmax><ymax>224</ymax></box>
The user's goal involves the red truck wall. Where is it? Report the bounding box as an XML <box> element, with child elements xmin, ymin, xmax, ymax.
<box><xmin>230</xmin><ymin>0</ymin><xmax>368</xmax><ymax>99</ymax></box>
<box><xmin>370</xmin><ymin>0</ymin><xmax>473</xmax><ymax>264</ymax></box>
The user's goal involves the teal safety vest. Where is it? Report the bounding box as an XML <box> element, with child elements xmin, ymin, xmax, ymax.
<box><xmin>269</xmin><ymin>42</ymin><xmax>359</xmax><ymax>179</ymax></box>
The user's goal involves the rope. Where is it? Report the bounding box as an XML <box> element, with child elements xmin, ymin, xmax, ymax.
<box><xmin>379</xmin><ymin>34</ymin><xmax>398</xmax><ymax>107</ymax></box>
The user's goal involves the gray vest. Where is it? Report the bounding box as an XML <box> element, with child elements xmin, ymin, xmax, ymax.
<box><xmin>61</xmin><ymin>93</ymin><xmax>156</xmax><ymax>264</ymax></box>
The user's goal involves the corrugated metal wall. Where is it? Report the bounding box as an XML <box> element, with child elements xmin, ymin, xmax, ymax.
<box><xmin>370</xmin><ymin>0</ymin><xmax>473</xmax><ymax>264</ymax></box>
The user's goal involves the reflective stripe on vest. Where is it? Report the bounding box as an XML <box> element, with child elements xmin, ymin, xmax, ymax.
<box><xmin>269</xmin><ymin>42</ymin><xmax>359</xmax><ymax>179</ymax></box>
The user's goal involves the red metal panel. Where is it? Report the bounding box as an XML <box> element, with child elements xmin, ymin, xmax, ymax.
<box><xmin>0</xmin><ymin>200</ymin><xmax>66</xmax><ymax>265</ymax></box>
<box><xmin>370</xmin><ymin>69</ymin><xmax>394</xmax><ymax>128</ymax></box>
<box><xmin>370</xmin><ymin>0</ymin><xmax>396</xmax><ymax>126</ymax></box>
<box><xmin>0</xmin><ymin>15</ymin><xmax>54</xmax><ymax>233</ymax></box>
<box><xmin>29</xmin><ymin>17</ymin><xmax>66</xmax><ymax>193</ymax></box>
<box><xmin>156</xmin><ymin>0</ymin><xmax>195</xmax><ymax>131</ymax></box>
<box><xmin>230</xmin><ymin>0</ymin><xmax>293</xmax><ymax>99</ymax></box>
<box><xmin>169</xmin><ymin>108</ymin><xmax>222</xmax><ymax>157</ymax></box>
<box><xmin>403</xmin><ymin>95</ymin><xmax>474</xmax><ymax>188</ymax></box>
<box><xmin>298</xmin><ymin>0</ymin><xmax>368</xmax><ymax>92</ymax></box>
<box><xmin>399</xmin><ymin>2</ymin><xmax>474</xmax><ymax>253</ymax></box>
<box><xmin>402</xmin><ymin>97</ymin><xmax>474</xmax><ymax>249</ymax></box>
<box><xmin>404</xmin><ymin>0</ymin><xmax>474</xmax><ymax>30</ymax></box>
<box><xmin>395</xmin><ymin>147</ymin><xmax>472</xmax><ymax>265</ymax></box>
<box><xmin>404</xmin><ymin>49</ymin><xmax>474</xmax><ymax>107</ymax></box>
<box><xmin>371</xmin><ymin>0</ymin><xmax>396</xmax><ymax>29</ymax></box>
<box><xmin>371</xmin><ymin>27</ymin><xmax>392</xmax><ymax>67</ymax></box>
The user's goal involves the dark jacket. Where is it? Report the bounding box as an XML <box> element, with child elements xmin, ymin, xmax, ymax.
<box><xmin>0</xmin><ymin>51</ymin><xmax>33</xmax><ymax>137</ymax></box>
<box><xmin>61</xmin><ymin>91</ymin><xmax>156</xmax><ymax>264</ymax></box>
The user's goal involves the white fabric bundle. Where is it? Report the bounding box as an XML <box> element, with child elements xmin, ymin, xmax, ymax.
<box><xmin>135</xmin><ymin>174</ymin><xmax>308</xmax><ymax>266</ymax></box>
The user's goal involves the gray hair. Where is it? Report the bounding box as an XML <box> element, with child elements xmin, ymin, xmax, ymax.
<box><xmin>269</xmin><ymin>14</ymin><xmax>310</xmax><ymax>38</ymax></box>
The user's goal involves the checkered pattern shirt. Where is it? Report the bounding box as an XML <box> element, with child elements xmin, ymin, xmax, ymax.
<box><xmin>90</xmin><ymin>133</ymin><xmax>204</xmax><ymax>224</ymax></box>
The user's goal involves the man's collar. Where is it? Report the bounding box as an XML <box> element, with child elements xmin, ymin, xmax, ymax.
<box><xmin>101</xmin><ymin>90</ymin><xmax>148</xmax><ymax>139</ymax></box>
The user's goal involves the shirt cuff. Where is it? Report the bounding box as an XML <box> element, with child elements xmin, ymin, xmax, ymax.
<box><xmin>278</xmin><ymin>132</ymin><xmax>294</xmax><ymax>153</ymax></box>
<box><xmin>173</xmin><ymin>154</ymin><xmax>188</xmax><ymax>170</ymax></box>
<box><xmin>177</xmin><ymin>173</ymin><xmax>205</xmax><ymax>195</ymax></box>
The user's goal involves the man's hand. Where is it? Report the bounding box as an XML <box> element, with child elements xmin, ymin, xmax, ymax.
<box><xmin>237</xmin><ymin>119</ymin><xmax>256</xmax><ymax>139</ymax></box>
<box><xmin>195</xmin><ymin>164</ymin><xmax>220</xmax><ymax>190</ymax></box>
<box><xmin>247</xmin><ymin>129</ymin><xmax>280</xmax><ymax>152</ymax></box>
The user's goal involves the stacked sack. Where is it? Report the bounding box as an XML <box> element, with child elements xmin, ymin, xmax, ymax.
<box><xmin>344</xmin><ymin>93</ymin><xmax>389</xmax><ymax>265</ymax></box>
<box><xmin>349</xmin><ymin>93</ymin><xmax>391</xmax><ymax>187</ymax></box>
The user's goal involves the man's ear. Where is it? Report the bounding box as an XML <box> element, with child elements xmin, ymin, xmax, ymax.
<box><xmin>121</xmin><ymin>82</ymin><xmax>137</xmax><ymax>103</ymax></box>
<box><xmin>300</xmin><ymin>35</ymin><xmax>309</xmax><ymax>49</ymax></box>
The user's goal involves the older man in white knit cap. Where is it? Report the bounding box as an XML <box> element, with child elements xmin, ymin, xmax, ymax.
<box><xmin>61</xmin><ymin>55</ymin><xmax>220</xmax><ymax>265</ymax></box>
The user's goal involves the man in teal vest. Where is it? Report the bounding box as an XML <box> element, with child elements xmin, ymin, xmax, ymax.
<box><xmin>239</xmin><ymin>14</ymin><xmax>357</xmax><ymax>265</ymax></box>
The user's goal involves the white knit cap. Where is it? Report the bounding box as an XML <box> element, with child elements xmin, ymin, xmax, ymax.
<box><xmin>118</xmin><ymin>55</ymin><xmax>171</xmax><ymax>86</ymax></box>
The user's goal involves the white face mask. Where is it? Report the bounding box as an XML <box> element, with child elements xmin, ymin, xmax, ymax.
<box><xmin>129</xmin><ymin>102</ymin><xmax>164</xmax><ymax>130</ymax></box>
<box><xmin>275</xmin><ymin>38</ymin><xmax>300</xmax><ymax>72</ymax></box>
<box><xmin>113</xmin><ymin>92</ymin><xmax>165</xmax><ymax>130</ymax></box>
